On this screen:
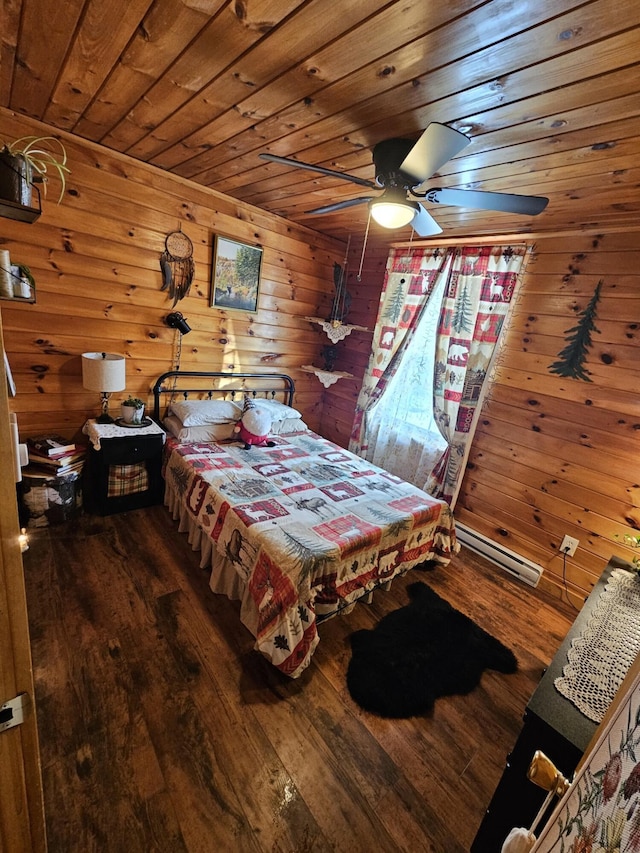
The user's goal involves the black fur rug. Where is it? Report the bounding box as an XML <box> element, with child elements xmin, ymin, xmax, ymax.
<box><xmin>346</xmin><ymin>582</ymin><xmax>518</xmax><ymax>718</ymax></box>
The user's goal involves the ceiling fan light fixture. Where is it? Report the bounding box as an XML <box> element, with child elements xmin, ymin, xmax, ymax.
<box><xmin>262</xmin><ymin>123</ymin><xmax>546</xmax><ymax>229</ymax></box>
<box><xmin>370</xmin><ymin>191</ymin><xmax>419</xmax><ymax>229</ymax></box>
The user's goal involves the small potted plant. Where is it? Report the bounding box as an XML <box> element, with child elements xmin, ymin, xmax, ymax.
<box><xmin>614</xmin><ymin>532</ymin><xmax>640</xmax><ymax>573</ymax></box>
<box><xmin>0</xmin><ymin>136</ymin><xmax>70</xmax><ymax>207</ymax></box>
<box><xmin>120</xmin><ymin>396</ymin><xmax>146</xmax><ymax>425</ymax></box>
<box><xmin>10</xmin><ymin>263</ymin><xmax>35</xmax><ymax>300</ymax></box>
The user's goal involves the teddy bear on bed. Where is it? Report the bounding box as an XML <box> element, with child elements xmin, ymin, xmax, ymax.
<box><xmin>233</xmin><ymin>398</ymin><xmax>276</xmax><ymax>449</ymax></box>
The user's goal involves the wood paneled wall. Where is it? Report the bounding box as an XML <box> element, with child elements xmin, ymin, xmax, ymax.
<box><xmin>320</xmin><ymin>232</ymin><xmax>640</xmax><ymax>604</ymax></box>
<box><xmin>317</xmin><ymin>236</ymin><xmax>388</xmax><ymax>446</ymax></box>
<box><xmin>0</xmin><ymin>108</ymin><xmax>345</xmax><ymax>438</ymax></box>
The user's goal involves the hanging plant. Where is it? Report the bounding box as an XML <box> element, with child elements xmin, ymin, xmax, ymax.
<box><xmin>548</xmin><ymin>280</ymin><xmax>602</xmax><ymax>382</ymax></box>
<box><xmin>0</xmin><ymin>136</ymin><xmax>70</xmax><ymax>204</ymax></box>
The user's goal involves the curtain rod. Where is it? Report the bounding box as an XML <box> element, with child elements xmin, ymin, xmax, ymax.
<box><xmin>390</xmin><ymin>224</ymin><xmax>640</xmax><ymax>249</ymax></box>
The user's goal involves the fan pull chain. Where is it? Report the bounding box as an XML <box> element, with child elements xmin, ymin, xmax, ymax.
<box><xmin>168</xmin><ymin>330</ymin><xmax>183</xmax><ymax>408</ymax></box>
<box><xmin>357</xmin><ymin>213</ymin><xmax>371</xmax><ymax>281</ymax></box>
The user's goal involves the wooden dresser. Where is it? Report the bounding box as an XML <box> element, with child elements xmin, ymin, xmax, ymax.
<box><xmin>471</xmin><ymin>555</ymin><xmax>635</xmax><ymax>851</ymax></box>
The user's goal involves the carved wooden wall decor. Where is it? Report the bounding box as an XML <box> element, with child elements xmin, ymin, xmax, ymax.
<box><xmin>548</xmin><ymin>280</ymin><xmax>603</xmax><ymax>382</ymax></box>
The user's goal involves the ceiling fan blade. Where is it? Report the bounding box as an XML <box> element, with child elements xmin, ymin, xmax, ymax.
<box><xmin>259</xmin><ymin>153</ymin><xmax>376</xmax><ymax>189</ymax></box>
<box><xmin>426</xmin><ymin>187</ymin><xmax>549</xmax><ymax>215</ymax></box>
<box><xmin>411</xmin><ymin>204</ymin><xmax>442</xmax><ymax>237</ymax></box>
<box><xmin>306</xmin><ymin>197</ymin><xmax>373</xmax><ymax>215</ymax></box>
<box><xmin>400</xmin><ymin>123</ymin><xmax>471</xmax><ymax>186</ymax></box>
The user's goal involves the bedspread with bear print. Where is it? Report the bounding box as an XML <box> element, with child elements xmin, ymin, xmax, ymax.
<box><xmin>164</xmin><ymin>429</ymin><xmax>458</xmax><ymax>677</ymax></box>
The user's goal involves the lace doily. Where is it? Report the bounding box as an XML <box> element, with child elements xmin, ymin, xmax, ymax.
<box><xmin>320</xmin><ymin>321</ymin><xmax>355</xmax><ymax>343</ymax></box>
<box><xmin>555</xmin><ymin>568</ymin><xmax>640</xmax><ymax>722</ymax></box>
<box><xmin>304</xmin><ymin>316</ymin><xmax>368</xmax><ymax>343</ymax></box>
<box><xmin>82</xmin><ymin>418</ymin><xmax>165</xmax><ymax>450</ymax></box>
<box><xmin>300</xmin><ymin>365</ymin><xmax>351</xmax><ymax>387</ymax></box>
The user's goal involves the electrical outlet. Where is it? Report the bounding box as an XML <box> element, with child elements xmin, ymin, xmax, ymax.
<box><xmin>560</xmin><ymin>535</ymin><xmax>579</xmax><ymax>557</ymax></box>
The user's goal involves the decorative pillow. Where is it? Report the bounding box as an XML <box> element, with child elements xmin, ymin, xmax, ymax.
<box><xmin>169</xmin><ymin>399</ymin><xmax>242</xmax><ymax>426</ymax></box>
<box><xmin>163</xmin><ymin>415</ymin><xmax>237</xmax><ymax>443</ymax></box>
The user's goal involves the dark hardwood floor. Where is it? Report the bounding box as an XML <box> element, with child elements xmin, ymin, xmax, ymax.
<box><xmin>22</xmin><ymin>505</ymin><xmax>576</xmax><ymax>852</ymax></box>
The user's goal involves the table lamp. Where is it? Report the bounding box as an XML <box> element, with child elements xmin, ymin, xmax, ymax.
<box><xmin>82</xmin><ymin>352</ymin><xmax>126</xmax><ymax>423</ymax></box>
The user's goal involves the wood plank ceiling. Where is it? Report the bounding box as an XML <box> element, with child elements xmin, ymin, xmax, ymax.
<box><xmin>2</xmin><ymin>0</ymin><xmax>640</xmax><ymax>242</ymax></box>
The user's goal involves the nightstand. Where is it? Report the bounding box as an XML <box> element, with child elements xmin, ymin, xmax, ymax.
<box><xmin>82</xmin><ymin>419</ymin><xmax>165</xmax><ymax>515</ymax></box>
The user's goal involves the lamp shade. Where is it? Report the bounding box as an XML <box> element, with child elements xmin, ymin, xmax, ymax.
<box><xmin>82</xmin><ymin>352</ymin><xmax>126</xmax><ymax>392</ymax></box>
<box><xmin>370</xmin><ymin>194</ymin><xmax>419</xmax><ymax>229</ymax></box>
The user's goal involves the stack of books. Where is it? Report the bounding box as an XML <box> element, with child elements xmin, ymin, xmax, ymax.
<box><xmin>27</xmin><ymin>434</ymin><xmax>87</xmax><ymax>477</ymax></box>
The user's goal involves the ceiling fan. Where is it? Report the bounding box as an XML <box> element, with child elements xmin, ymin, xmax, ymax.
<box><xmin>259</xmin><ymin>123</ymin><xmax>548</xmax><ymax>236</ymax></box>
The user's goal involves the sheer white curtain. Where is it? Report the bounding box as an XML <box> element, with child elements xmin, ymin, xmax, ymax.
<box><xmin>364</xmin><ymin>273</ymin><xmax>447</xmax><ymax>485</ymax></box>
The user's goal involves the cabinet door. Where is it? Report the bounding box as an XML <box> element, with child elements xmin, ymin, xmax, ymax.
<box><xmin>471</xmin><ymin>711</ymin><xmax>583</xmax><ymax>851</ymax></box>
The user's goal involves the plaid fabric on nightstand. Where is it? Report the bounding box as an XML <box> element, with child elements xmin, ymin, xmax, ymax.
<box><xmin>107</xmin><ymin>463</ymin><xmax>149</xmax><ymax>497</ymax></box>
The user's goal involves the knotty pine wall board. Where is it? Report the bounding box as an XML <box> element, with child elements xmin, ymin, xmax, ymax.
<box><xmin>463</xmin><ymin>435</ymin><xmax>633</xmax><ymax>526</ymax></box>
<box><xmin>462</xmin><ymin>451</ymin><xmax>627</xmax><ymax>571</ymax></box>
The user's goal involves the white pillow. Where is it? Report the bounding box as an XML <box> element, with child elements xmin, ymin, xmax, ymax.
<box><xmin>169</xmin><ymin>399</ymin><xmax>242</xmax><ymax>426</ymax></box>
<box><xmin>163</xmin><ymin>415</ymin><xmax>236</xmax><ymax>442</ymax></box>
<box><xmin>164</xmin><ymin>414</ymin><xmax>307</xmax><ymax>442</ymax></box>
<box><xmin>270</xmin><ymin>417</ymin><xmax>308</xmax><ymax>435</ymax></box>
<box><xmin>252</xmin><ymin>399</ymin><xmax>302</xmax><ymax>421</ymax></box>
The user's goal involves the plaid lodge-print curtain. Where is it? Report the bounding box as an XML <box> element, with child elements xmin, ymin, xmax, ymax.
<box><xmin>350</xmin><ymin>244</ymin><xmax>527</xmax><ymax>506</ymax></box>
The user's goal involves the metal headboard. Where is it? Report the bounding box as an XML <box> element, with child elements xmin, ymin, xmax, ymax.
<box><xmin>152</xmin><ymin>370</ymin><xmax>296</xmax><ymax>421</ymax></box>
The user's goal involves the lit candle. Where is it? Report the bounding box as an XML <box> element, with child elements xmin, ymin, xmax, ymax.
<box><xmin>19</xmin><ymin>528</ymin><xmax>29</xmax><ymax>552</ymax></box>
<box><xmin>0</xmin><ymin>249</ymin><xmax>13</xmax><ymax>298</ymax></box>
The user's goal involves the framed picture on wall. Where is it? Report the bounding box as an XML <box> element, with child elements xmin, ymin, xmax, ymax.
<box><xmin>210</xmin><ymin>235</ymin><xmax>263</xmax><ymax>313</ymax></box>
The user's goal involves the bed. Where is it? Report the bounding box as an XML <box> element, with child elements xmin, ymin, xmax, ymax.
<box><xmin>153</xmin><ymin>370</ymin><xmax>458</xmax><ymax>678</ymax></box>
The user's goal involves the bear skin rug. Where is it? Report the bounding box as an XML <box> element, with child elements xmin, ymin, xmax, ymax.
<box><xmin>346</xmin><ymin>582</ymin><xmax>518</xmax><ymax>718</ymax></box>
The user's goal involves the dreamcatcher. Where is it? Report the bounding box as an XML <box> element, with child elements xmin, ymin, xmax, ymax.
<box><xmin>160</xmin><ymin>229</ymin><xmax>195</xmax><ymax>306</ymax></box>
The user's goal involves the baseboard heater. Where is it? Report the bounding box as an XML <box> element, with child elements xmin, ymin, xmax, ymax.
<box><xmin>455</xmin><ymin>522</ymin><xmax>543</xmax><ymax>587</ymax></box>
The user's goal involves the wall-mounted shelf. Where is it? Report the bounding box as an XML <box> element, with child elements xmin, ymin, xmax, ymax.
<box><xmin>301</xmin><ymin>365</ymin><xmax>353</xmax><ymax>387</ymax></box>
<box><xmin>0</xmin><ymin>196</ymin><xmax>41</xmax><ymax>223</ymax></box>
<box><xmin>0</xmin><ymin>292</ymin><xmax>36</xmax><ymax>304</ymax></box>
<box><xmin>0</xmin><ymin>256</ymin><xmax>36</xmax><ymax>302</ymax></box>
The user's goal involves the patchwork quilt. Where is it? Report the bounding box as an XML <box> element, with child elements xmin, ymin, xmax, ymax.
<box><xmin>164</xmin><ymin>430</ymin><xmax>458</xmax><ymax>677</ymax></box>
